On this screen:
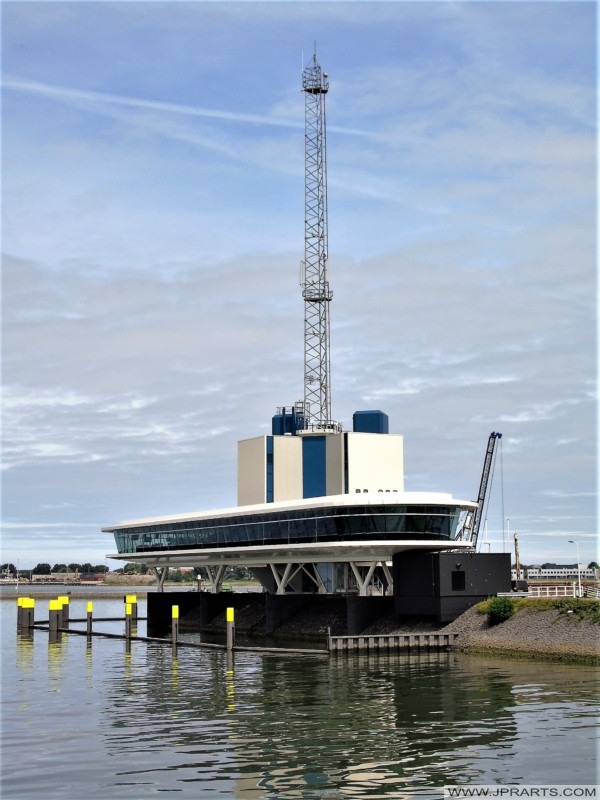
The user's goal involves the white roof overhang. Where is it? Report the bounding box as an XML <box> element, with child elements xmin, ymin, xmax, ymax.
<box><xmin>106</xmin><ymin>538</ymin><xmax>474</xmax><ymax>568</ymax></box>
<box><xmin>102</xmin><ymin>492</ymin><xmax>477</xmax><ymax>533</ymax></box>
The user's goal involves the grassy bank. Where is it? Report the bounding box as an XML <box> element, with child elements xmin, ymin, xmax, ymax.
<box><xmin>476</xmin><ymin>596</ymin><xmax>600</xmax><ymax>624</ymax></box>
<box><xmin>447</xmin><ymin>599</ymin><xmax>600</xmax><ymax>665</ymax></box>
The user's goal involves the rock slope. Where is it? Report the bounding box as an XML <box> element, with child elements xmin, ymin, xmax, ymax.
<box><xmin>441</xmin><ymin>604</ymin><xmax>599</xmax><ymax>661</ymax></box>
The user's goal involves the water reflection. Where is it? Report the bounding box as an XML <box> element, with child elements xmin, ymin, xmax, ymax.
<box><xmin>5</xmin><ymin>602</ymin><xmax>598</xmax><ymax>799</ymax></box>
<box><xmin>99</xmin><ymin>647</ymin><xmax>598</xmax><ymax>797</ymax></box>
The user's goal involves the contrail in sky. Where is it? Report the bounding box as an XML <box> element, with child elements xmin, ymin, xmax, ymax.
<box><xmin>2</xmin><ymin>74</ymin><xmax>377</xmax><ymax>138</ymax></box>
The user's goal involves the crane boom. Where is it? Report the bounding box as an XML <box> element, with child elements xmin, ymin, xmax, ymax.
<box><xmin>470</xmin><ymin>431</ymin><xmax>502</xmax><ymax>549</ymax></box>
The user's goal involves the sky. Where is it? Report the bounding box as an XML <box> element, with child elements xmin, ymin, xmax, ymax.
<box><xmin>2</xmin><ymin>1</ymin><xmax>597</xmax><ymax>570</ymax></box>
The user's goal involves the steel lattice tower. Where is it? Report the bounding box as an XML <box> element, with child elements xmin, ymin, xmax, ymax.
<box><xmin>301</xmin><ymin>49</ymin><xmax>334</xmax><ymax>429</ymax></box>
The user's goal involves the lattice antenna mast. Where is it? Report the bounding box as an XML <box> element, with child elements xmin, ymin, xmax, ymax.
<box><xmin>301</xmin><ymin>48</ymin><xmax>334</xmax><ymax>430</ymax></box>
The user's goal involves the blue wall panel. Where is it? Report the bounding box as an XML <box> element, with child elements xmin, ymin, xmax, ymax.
<box><xmin>266</xmin><ymin>436</ymin><xmax>274</xmax><ymax>503</ymax></box>
<box><xmin>302</xmin><ymin>436</ymin><xmax>326</xmax><ymax>498</ymax></box>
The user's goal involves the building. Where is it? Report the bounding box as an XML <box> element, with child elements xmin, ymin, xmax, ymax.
<box><xmin>103</xmin><ymin>52</ymin><xmax>511</xmax><ymax>629</ymax></box>
<box><xmin>104</xmin><ymin>405</ymin><xmax>511</xmax><ymax>626</ymax></box>
<box><xmin>524</xmin><ymin>564</ymin><xmax>598</xmax><ymax>581</ymax></box>
<box><xmin>238</xmin><ymin>409</ymin><xmax>404</xmax><ymax>504</ymax></box>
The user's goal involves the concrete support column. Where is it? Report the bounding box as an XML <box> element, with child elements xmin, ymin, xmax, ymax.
<box><xmin>153</xmin><ymin>566</ymin><xmax>169</xmax><ymax>592</ymax></box>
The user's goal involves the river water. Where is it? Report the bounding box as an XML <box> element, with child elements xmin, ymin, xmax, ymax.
<box><xmin>1</xmin><ymin>593</ymin><xmax>598</xmax><ymax>799</ymax></box>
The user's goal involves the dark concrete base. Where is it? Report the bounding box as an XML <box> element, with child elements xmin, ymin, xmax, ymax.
<box><xmin>347</xmin><ymin>596</ymin><xmax>394</xmax><ymax>635</ymax></box>
<box><xmin>147</xmin><ymin>553</ymin><xmax>511</xmax><ymax>634</ymax></box>
<box><xmin>265</xmin><ymin>593</ymin><xmax>315</xmax><ymax>634</ymax></box>
<box><xmin>394</xmin><ymin>551</ymin><xmax>511</xmax><ymax>623</ymax></box>
<box><xmin>147</xmin><ymin>591</ymin><xmax>395</xmax><ymax>637</ymax></box>
<box><xmin>147</xmin><ymin>591</ymin><xmax>253</xmax><ymax>636</ymax></box>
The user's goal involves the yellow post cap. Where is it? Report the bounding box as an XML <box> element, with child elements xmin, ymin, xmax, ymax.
<box><xmin>226</xmin><ymin>607</ymin><xmax>235</xmax><ymax>623</ymax></box>
<box><xmin>17</xmin><ymin>597</ymin><xmax>24</xmax><ymax>607</ymax></box>
<box><xmin>58</xmin><ymin>595</ymin><xmax>69</xmax><ymax>605</ymax></box>
<box><xmin>125</xmin><ymin>594</ymin><xmax>137</xmax><ymax>604</ymax></box>
<box><xmin>23</xmin><ymin>598</ymin><xmax>35</xmax><ymax>608</ymax></box>
<box><xmin>172</xmin><ymin>605</ymin><xmax>179</xmax><ymax>619</ymax></box>
<box><xmin>125</xmin><ymin>603</ymin><xmax>132</xmax><ymax>616</ymax></box>
<box><xmin>49</xmin><ymin>599</ymin><xmax>62</xmax><ymax>611</ymax></box>
<box><xmin>87</xmin><ymin>601</ymin><xmax>93</xmax><ymax>613</ymax></box>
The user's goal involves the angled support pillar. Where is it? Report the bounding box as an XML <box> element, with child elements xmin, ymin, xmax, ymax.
<box><xmin>153</xmin><ymin>566</ymin><xmax>169</xmax><ymax>592</ymax></box>
<box><xmin>271</xmin><ymin>563</ymin><xmax>296</xmax><ymax>594</ymax></box>
<box><xmin>207</xmin><ymin>565</ymin><xmax>227</xmax><ymax>593</ymax></box>
<box><xmin>349</xmin><ymin>561</ymin><xmax>378</xmax><ymax>597</ymax></box>
<box><xmin>381</xmin><ymin>562</ymin><xmax>393</xmax><ymax>595</ymax></box>
<box><xmin>301</xmin><ymin>564</ymin><xmax>327</xmax><ymax>593</ymax></box>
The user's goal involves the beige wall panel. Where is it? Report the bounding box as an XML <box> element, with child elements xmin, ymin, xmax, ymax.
<box><xmin>237</xmin><ymin>436</ymin><xmax>267</xmax><ymax>506</ymax></box>
<box><xmin>273</xmin><ymin>436</ymin><xmax>303</xmax><ymax>501</ymax></box>
<box><xmin>346</xmin><ymin>433</ymin><xmax>404</xmax><ymax>494</ymax></box>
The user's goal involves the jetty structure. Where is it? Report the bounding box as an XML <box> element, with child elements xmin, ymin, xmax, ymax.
<box><xmin>104</xmin><ymin>50</ymin><xmax>510</xmax><ymax>633</ymax></box>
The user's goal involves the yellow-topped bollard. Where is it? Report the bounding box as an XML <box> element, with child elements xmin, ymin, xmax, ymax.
<box><xmin>125</xmin><ymin>603</ymin><xmax>133</xmax><ymax>639</ymax></box>
<box><xmin>226</xmin><ymin>607</ymin><xmax>235</xmax><ymax>651</ymax></box>
<box><xmin>171</xmin><ymin>605</ymin><xmax>179</xmax><ymax>654</ymax></box>
<box><xmin>58</xmin><ymin>595</ymin><xmax>70</xmax><ymax>628</ymax></box>
<box><xmin>49</xmin><ymin>599</ymin><xmax>62</xmax><ymax>632</ymax></box>
<box><xmin>87</xmin><ymin>601</ymin><xmax>93</xmax><ymax>637</ymax></box>
<box><xmin>17</xmin><ymin>596</ymin><xmax>24</xmax><ymax>628</ymax></box>
<box><xmin>17</xmin><ymin>597</ymin><xmax>35</xmax><ymax>629</ymax></box>
<box><xmin>124</xmin><ymin>594</ymin><xmax>138</xmax><ymax>623</ymax></box>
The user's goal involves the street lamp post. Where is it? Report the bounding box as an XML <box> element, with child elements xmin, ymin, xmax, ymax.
<box><xmin>568</xmin><ymin>540</ymin><xmax>582</xmax><ymax>597</ymax></box>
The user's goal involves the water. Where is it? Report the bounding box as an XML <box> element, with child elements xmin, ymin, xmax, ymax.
<box><xmin>2</xmin><ymin>596</ymin><xmax>598</xmax><ymax>798</ymax></box>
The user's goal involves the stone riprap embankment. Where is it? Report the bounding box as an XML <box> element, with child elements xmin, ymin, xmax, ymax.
<box><xmin>440</xmin><ymin>604</ymin><xmax>599</xmax><ymax>661</ymax></box>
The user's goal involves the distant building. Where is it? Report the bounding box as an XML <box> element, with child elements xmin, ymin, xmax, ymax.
<box><xmin>519</xmin><ymin>563</ymin><xmax>598</xmax><ymax>581</ymax></box>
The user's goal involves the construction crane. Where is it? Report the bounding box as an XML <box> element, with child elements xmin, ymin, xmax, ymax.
<box><xmin>300</xmin><ymin>47</ymin><xmax>336</xmax><ymax>431</ymax></box>
<box><xmin>459</xmin><ymin>431</ymin><xmax>503</xmax><ymax>549</ymax></box>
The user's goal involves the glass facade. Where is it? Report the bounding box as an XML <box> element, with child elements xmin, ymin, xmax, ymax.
<box><xmin>110</xmin><ymin>504</ymin><xmax>461</xmax><ymax>556</ymax></box>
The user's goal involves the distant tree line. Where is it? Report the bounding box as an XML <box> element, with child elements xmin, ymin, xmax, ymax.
<box><xmin>2</xmin><ymin>563</ymin><xmax>252</xmax><ymax>583</ymax></box>
<box><xmin>2</xmin><ymin>563</ymin><xmax>110</xmax><ymax>577</ymax></box>
<box><xmin>109</xmin><ymin>565</ymin><xmax>252</xmax><ymax>583</ymax></box>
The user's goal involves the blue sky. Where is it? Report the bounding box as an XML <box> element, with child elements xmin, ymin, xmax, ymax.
<box><xmin>2</xmin><ymin>1</ymin><xmax>597</xmax><ymax>569</ymax></box>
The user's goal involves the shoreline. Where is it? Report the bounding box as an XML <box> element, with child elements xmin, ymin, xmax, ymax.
<box><xmin>6</xmin><ymin>585</ymin><xmax>598</xmax><ymax>664</ymax></box>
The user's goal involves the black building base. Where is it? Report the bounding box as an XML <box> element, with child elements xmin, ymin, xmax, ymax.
<box><xmin>147</xmin><ymin>591</ymin><xmax>393</xmax><ymax>638</ymax></box>
<box><xmin>146</xmin><ymin>553</ymin><xmax>511</xmax><ymax>635</ymax></box>
<box><xmin>393</xmin><ymin>551</ymin><xmax>511</xmax><ymax>623</ymax></box>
